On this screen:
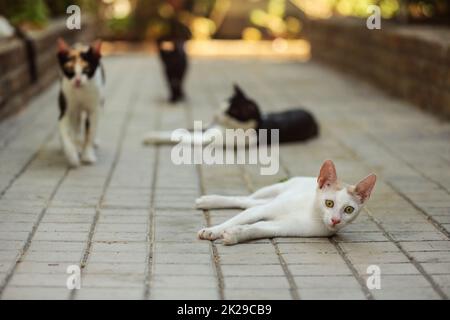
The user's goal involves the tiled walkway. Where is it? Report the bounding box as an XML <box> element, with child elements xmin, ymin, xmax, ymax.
<box><xmin>0</xmin><ymin>54</ymin><xmax>449</xmax><ymax>299</ymax></box>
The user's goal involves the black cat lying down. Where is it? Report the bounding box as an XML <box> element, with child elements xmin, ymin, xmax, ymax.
<box><xmin>142</xmin><ymin>84</ymin><xmax>319</xmax><ymax>146</ymax></box>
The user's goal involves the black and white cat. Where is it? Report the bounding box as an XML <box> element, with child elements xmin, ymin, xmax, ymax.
<box><xmin>142</xmin><ymin>84</ymin><xmax>319</xmax><ymax>146</ymax></box>
<box><xmin>157</xmin><ymin>18</ymin><xmax>191</xmax><ymax>103</ymax></box>
<box><xmin>158</xmin><ymin>39</ymin><xmax>188</xmax><ymax>103</ymax></box>
<box><xmin>57</xmin><ymin>38</ymin><xmax>105</xmax><ymax>167</ymax></box>
<box><xmin>216</xmin><ymin>84</ymin><xmax>319</xmax><ymax>144</ymax></box>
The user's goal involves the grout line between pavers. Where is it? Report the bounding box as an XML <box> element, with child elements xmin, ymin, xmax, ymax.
<box><xmin>143</xmin><ymin>146</ymin><xmax>160</xmax><ymax>299</ymax></box>
<box><xmin>0</xmin><ymin>168</ymin><xmax>70</xmax><ymax>297</ymax></box>
<box><xmin>196</xmin><ymin>163</ymin><xmax>226</xmax><ymax>300</ymax></box>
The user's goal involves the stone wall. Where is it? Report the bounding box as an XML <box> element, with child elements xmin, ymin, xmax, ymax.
<box><xmin>0</xmin><ymin>18</ymin><xmax>95</xmax><ymax>120</ymax></box>
<box><xmin>305</xmin><ymin>17</ymin><xmax>450</xmax><ymax>119</ymax></box>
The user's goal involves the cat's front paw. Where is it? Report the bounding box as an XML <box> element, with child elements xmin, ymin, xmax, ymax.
<box><xmin>222</xmin><ymin>229</ymin><xmax>240</xmax><ymax>246</ymax></box>
<box><xmin>81</xmin><ymin>147</ymin><xmax>97</xmax><ymax>164</ymax></box>
<box><xmin>64</xmin><ymin>150</ymin><xmax>80</xmax><ymax>168</ymax></box>
<box><xmin>197</xmin><ymin>227</ymin><xmax>222</xmax><ymax>241</ymax></box>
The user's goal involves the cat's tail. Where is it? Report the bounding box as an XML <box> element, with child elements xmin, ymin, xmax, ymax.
<box><xmin>142</xmin><ymin>131</ymin><xmax>176</xmax><ymax>145</ymax></box>
<box><xmin>142</xmin><ymin>130</ymin><xmax>212</xmax><ymax>145</ymax></box>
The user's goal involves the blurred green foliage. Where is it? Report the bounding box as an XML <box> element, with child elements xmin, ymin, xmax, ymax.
<box><xmin>0</xmin><ymin>0</ymin><xmax>96</xmax><ymax>28</ymax></box>
<box><xmin>0</xmin><ymin>0</ymin><xmax>49</xmax><ymax>28</ymax></box>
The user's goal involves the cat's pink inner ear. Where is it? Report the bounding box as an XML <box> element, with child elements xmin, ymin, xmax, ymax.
<box><xmin>92</xmin><ymin>40</ymin><xmax>102</xmax><ymax>57</ymax></box>
<box><xmin>354</xmin><ymin>174</ymin><xmax>377</xmax><ymax>202</ymax></box>
<box><xmin>317</xmin><ymin>160</ymin><xmax>337</xmax><ymax>189</ymax></box>
<box><xmin>57</xmin><ymin>38</ymin><xmax>69</xmax><ymax>53</ymax></box>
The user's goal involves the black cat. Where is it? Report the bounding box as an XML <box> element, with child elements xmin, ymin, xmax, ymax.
<box><xmin>157</xmin><ymin>18</ymin><xmax>191</xmax><ymax>103</ymax></box>
<box><xmin>217</xmin><ymin>84</ymin><xmax>319</xmax><ymax>144</ymax></box>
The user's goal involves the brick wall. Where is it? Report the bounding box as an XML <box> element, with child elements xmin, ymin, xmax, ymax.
<box><xmin>0</xmin><ymin>18</ymin><xmax>95</xmax><ymax>120</ymax></box>
<box><xmin>305</xmin><ymin>17</ymin><xmax>450</xmax><ymax>119</ymax></box>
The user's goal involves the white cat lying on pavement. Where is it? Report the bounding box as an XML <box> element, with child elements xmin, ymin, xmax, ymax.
<box><xmin>196</xmin><ymin>160</ymin><xmax>376</xmax><ymax>245</ymax></box>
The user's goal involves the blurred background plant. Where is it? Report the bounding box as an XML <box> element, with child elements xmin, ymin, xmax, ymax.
<box><xmin>292</xmin><ymin>0</ymin><xmax>449</xmax><ymax>22</ymax></box>
<box><xmin>0</xmin><ymin>0</ymin><xmax>448</xmax><ymax>35</ymax></box>
<box><xmin>0</xmin><ymin>0</ymin><xmax>97</xmax><ymax>29</ymax></box>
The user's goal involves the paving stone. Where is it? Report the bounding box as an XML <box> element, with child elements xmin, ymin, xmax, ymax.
<box><xmin>27</xmin><ymin>241</ymin><xmax>86</xmax><ymax>252</ymax></box>
<box><xmin>153</xmin><ymin>253</ymin><xmax>212</xmax><ymax>265</ymax></box>
<box><xmin>371</xmin><ymin>286</ymin><xmax>441</xmax><ymax>300</ymax></box>
<box><xmin>93</xmin><ymin>232</ymin><xmax>147</xmax><ymax>242</ymax></box>
<box><xmin>81</xmin><ymin>274</ymin><xmax>145</xmax><ymax>288</ymax></box>
<box><xmin>83</xmin><ymin>263</ymin><xmax>147</xmax><ymax>275</ymax></box>
<box><xmin>88</xmin><ymin>251</ymin><xmax>147</xmax><ymax>263</ymax></box>
<box><xmin>399</xmin><ymin>241</ymin><xmax>450</xmax><ymax>252</ymax></box>
<box><xmin>288</xmin><ymin>264</ymin><xmax>353</xmax><ymax>276</ymax></box>
<box><xmin>2</xmin><ymin>287</ymin><xmax>71</xmax><ymax>300</ymax></box>
<box><xmin>224</xmin><ymin>276</ymin><xmax>290</xmax><ymax>289</ymax></box>
<box><xmin>283</xmin><ymin>252</ymin><xmax>344</xmax><ymax>265</ymax></box>
<box><xmin>294</xmin><ymin>275</ymin><xmax>362</xmax><ymax>289</ymax></box>
<box><xmin>8</xmin><ymin>273</ymin><xmax>69</xmax><ymax>287</ymax></box>
<box><xmin>74</xmin><ymin>287</ymin><xmax>143</xmax><ymax>300</ymax></box>
<box><xmin>33</xmin><ymin>232</ymin><xmax>89</xmax><ymax>242</ymax></box>
<box><xmin>221</xmin><ymin>264</ymin><xmax>285</xmax><ymax>277</ymax></box>
<box><xmin>421</xmin><ymin>262</ymin><xmax>450</xmax><ymax>275</ymax></box>
<box><xmin>15</xmin><ymin>261</ymin><xmax>69</xmax><ymax>274</ymax></box>
<box><xmin>151</xmin><ymin>288</ymin><xmax>219</xmax><ymax>300</ymax></box>
<box><xmin>298</xmin><ymin>288</ymin><xmax>366</xmax><ymax>300</ymax></box>
<box><xmin>224</xmin><ymin>289</ymin><xmax>291</xmax><ymax>300</ymax></box>
<box><xmin>153</xmin><ymin>263</ymin><xmax>215</xmax><ymax>276</ymax></box>
<box><xmin>152</xmin><ymin>275</ymin><xmax>217</xmax><ymax>289</ymax></box>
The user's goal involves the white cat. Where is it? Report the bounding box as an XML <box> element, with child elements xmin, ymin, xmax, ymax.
<box><xmin>196</xmin><ymin>160</ymin><xmax>376</xmax><ymax>245</ymax></box>
<box><xmin>57</xmin><ymin>38</ymin><xmax>105</xmax><ymax>167</ymax></box>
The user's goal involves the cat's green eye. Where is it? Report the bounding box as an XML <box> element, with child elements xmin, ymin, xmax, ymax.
<box><xmin>325</xmin><ymin>200</ymin><xmax>334</xmax><ymax>208</ymax></box>
<box><xmin>344</xmin><ymin>206</ymin><xmax>355</xmax><ymax>214</ymax></box>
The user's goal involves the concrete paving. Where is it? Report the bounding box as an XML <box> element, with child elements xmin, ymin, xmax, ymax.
<box><xmin>0</xmin><ymin>54</ymin><xmax>449</xmax><ymax>299</ymax></box>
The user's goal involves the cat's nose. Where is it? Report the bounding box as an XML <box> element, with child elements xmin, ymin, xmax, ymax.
<box><xmin>331</xmin><ymin>218</ymin><xmax>341</xmax><ymax>226</ymax></box>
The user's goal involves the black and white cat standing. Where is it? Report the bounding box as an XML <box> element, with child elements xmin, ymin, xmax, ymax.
<box><xmin>57</xmin><ymin>38</ymin><xmax>105</xmax><ymax>167</ymax></box>
<box><xmin>157</xmin><ymin>17</ymin><xmax>191</xmax><ymax>103</ymax></box>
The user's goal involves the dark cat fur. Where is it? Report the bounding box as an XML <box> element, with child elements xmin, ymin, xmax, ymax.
<box><xmin>157</xmin><ymin>18</ymin><xmax>191</xmax><ymax>103</ymax></box>
<box><xmin>224</xmin><ymin>85</ymin><xmax>319</xmax><ymax>144</ymax></box>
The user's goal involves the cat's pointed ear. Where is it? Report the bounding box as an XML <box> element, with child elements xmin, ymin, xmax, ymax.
<box><xmin>233</xmin><ymin>84</ymin><xmax>246</xmax><ymax>98</ymax></box>
<box><xmin>91</xmin><ymin>39</ymin><xmax>102</xmax><ymax>57</ymax></box>
<box><xmin>317</xmin><ymin>160</ymin><xmax>337</xmax><ymax>189</ymax></box>
<box><xmin>354</xmin><ymin>174</ymin><xmax>377</xmax><ymax>203</ymax></box>
<box><xmin>57</xmin><ymin>38</ymin><xmax>69</xmax><ymax>54</ymax></box>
